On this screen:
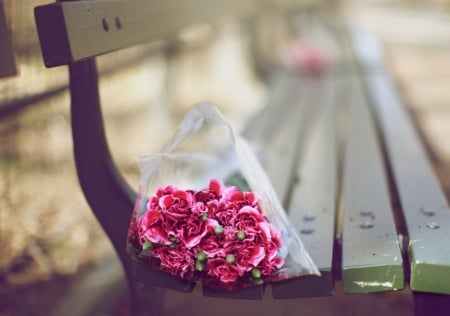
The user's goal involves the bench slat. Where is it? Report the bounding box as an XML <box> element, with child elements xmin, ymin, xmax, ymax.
<box><xmin>272</xmin><ymin>72</ymin><xmax>337</xmax><ymax>298</ymax></box>
<box><xmin>243</xmin><ymin>71</ymin><xmax>322</xmax><ymax>204</ymax></box>
<box><xmin>341</xmin><ymin>77</ymin><xmax>404</xmax><ymax>293</ymax></box>
<box><xmin>34</xmin><ymin>0</ymin><xmax>254</xmax><ymax>67</ymax></box>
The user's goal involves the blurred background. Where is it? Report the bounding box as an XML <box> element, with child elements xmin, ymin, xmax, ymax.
<box><xmin>2</xmin><ymin>0</ymin><xmax>450</xmax><ymax>315</ymax></box>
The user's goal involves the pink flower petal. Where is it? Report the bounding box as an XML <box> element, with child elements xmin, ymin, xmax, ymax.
<box><xmin>238</xmin><ymin>205</ymin><xmax>259</xmax><ymax>215</ymax></box>
<box><xmin>183</xmin><ymin>228</ymin><xmax>208</xmax><ymax>249</ymax></box>
<box><xmin>144</xmin><ymin>210</ymin><xmax>160</xmax><ymax>226</ymax></box>
<box><xmin>173</xmin><ymin>190</ymin><xmax>192</xmax><ymax>204</ymax></box>
<box><xmin>244</xmin><ymin>192</ymin><xmax>257</xmax><ymax>206</ymax></box>
<box><xmin>249</xmin><ymin>245</ymin><xmax>265</xmax><ymax>266</ymax></box>
<box><xmin>258</xmin><ymin>222</ymin><xmax>271</xmax><ymax>242</ymax></box>
<box><xmin>159</xmin><ymin>195</ymin><xmax>173</xmax><ymax>209</ymax></box>
<box><xmin>141</xmin><ymin>226</ymin><xmax>170</xmax><ymax>245</ymax></box>
<box><xmin>182</xmin><ymin>225</ymin><xmax>208</xmax><ymax>249</ymax></box>
<box><xmin>209</xmin><ymin>179</ymin><xmax>224</xmax><ymax>196</ymax></box>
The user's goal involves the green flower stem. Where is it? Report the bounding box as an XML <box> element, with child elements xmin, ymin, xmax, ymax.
<box><xmin>252</xmin><ymin>278</ymin><xmax>264</xmax><ymax>285</ymax></box>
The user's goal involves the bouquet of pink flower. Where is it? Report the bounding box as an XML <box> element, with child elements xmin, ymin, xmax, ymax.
<box><xmin>133</xmin><ymin>178</ymin><xmax>284</xmax><ymax>290</ymax></box>
<box><xmin>127</xmin><ymin>103</ymin><xmax>318</xmax><ymax>291</ymax></box>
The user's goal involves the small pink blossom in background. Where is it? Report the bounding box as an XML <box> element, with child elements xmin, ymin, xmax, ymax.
<box><xmin>281</xmin><ymin>39</ymin><xmax>334</xmax><ymax>73</ymax></box>
<box><xmin>133</xmin><ymin>178</ymin><xmax>284</xmax><ymax>290</ymax></box>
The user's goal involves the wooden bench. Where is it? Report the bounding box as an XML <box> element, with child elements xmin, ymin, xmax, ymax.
<box><xmin>34</xmin><ymin>1</ymin><xmax>450</xmax><ymax>315</ymax></box>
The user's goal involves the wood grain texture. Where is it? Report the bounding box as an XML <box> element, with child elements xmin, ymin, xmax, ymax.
<box><xmin>340</xmin><ymin>76</ymin><xmax>404</xmax><ymax>294</ymax></box>
<box><xmin>366</xmin><ymin>72</ymin><xmax>450</xmax><ymax>294</ymax></box>
<box><xmin>272</xmin><ymin>72</ymin><xmax>337</xmax><ymax>298</ymax></box>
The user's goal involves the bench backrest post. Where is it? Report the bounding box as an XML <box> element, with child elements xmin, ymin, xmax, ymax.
<box><xmin>69</xmin><ymin>58</ymin><xmax>135</xmax><ymax>263</ymax></box>
<box><xmin>68</xmin><ymin>58</ymin><xmax>138</xmax><ymax>310</ymax></box>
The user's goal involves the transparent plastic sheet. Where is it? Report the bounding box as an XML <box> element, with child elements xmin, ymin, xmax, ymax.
<box><xmin>127</xmin><ymin>103</ymin><xmax>319</xmax><ymax>291</ymax></box>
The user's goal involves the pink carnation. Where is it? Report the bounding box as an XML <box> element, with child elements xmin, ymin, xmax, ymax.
<box><xmin>158</xmin><ymin>189</ymin><xmax>195</xmax><ymax>220</ymax></box>
<box><xmin>205</xmin><ymin>257</ymin><xmax>240</xmax><ymax>284</ymax></box>
<box><xmin>153</xmin><ymin>244</ymin><xmax>196</xmax><ymax>279</ymax></box>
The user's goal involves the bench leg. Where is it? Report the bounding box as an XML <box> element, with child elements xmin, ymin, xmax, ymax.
<box><xmin>414</xmin><ymin>292</ymin><xmax>450</xmax><ymax>316</ymax></box>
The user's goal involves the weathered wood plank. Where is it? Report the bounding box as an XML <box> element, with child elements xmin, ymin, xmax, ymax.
<box><xmin>367</xmin><ymin>72</ymin><xmax>450</xmax><ymax>295</ymax></box>
<box><xmin>34</xmin><ymin>0</ymin><xmax>254</xmax><ymax>67</ymax></box>
<box><xmin>341</xmin><ymin>76</ymin><xmax>404</xmax><ymax>294</ymax></box>
<box><xmin>353</xmin><ymin>29</ymin><xmax>450</xmax><ymax>295</ymax></box>
<box><xmin>243</xmin><ymin>70</ymin><xmax>322</xmax><ymax>204</ymax></box>
<box><xmin>272</xmin><ymin>72</ymin><xmax>337</xmax><ymax>298</ymax></box>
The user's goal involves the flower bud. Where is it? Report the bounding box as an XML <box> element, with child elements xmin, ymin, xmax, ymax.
<box><xmin>236</xmin><ymin>231</ymin><xmax>246</xmax><ymax>240</ymax></box>
<box><xmin>251</xmin><ymin>268</ymin><xmax>261</xmax><ymax>279</ymax></box>
<box><xmin>195</xmin><ymin>260</ymin><xmax>204</xmax><ymax>271</ymax></box>
<box><xmin>214</xmin><ymin>225</ymin><xmax>224</xmax><ymax>234</ymax></box>
<box><xmin>197</xmin><ymin>251</ymin><xmax>207</xmax><ymax>261</ymax></box>
<box><xmin>226</xmin><ymin>254</ymin><xmax>236</xmax><ymax>264</ymax></box>
<box><xmin>142</xmin><ymin>241</ymin><xmax>153</xmax><ymax>250</ymax></box>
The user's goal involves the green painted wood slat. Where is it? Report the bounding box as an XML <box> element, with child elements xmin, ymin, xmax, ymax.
<box><xmin>341</xmin><ymin>76</ymin><xmax>404</xmax><ymax>294</ymax></box>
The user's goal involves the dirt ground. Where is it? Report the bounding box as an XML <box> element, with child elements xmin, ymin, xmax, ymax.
<box><xmin>3</xmin><ymin>2</ymin><xmax>450</xmax><ymax>316</ymax></box>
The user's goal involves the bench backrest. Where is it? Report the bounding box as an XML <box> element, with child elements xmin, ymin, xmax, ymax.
<box><xmin>35</xmin><ymin>0</ymin><xmax>255</xmax><ymax>67</ymax></box>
